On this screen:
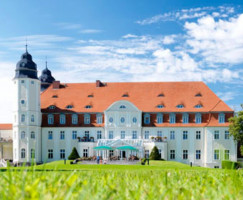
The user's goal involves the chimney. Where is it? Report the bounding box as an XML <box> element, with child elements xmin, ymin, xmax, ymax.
<box><xmin>96</xmin><ymin>80</ymin><xmax>103</xmax><ymax>87</ymax></box>
<box><xmin>53</xmin><ymin>81</ymin><xmax>60</xmax><ymax>89</ymax></box>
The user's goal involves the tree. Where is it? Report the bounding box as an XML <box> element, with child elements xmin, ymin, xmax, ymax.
<box><xmin>68</xmin><ymin>147</ymin><xmax>80</xmax><ymax>160</ymax></box>
<box><xmin>149</xmin><ymin>146</ymin><xmax>161</xmax><ymax>160</ymax></box>
<box><xmin>229</xmin><ymin>111</ymin><xmax>243</xmax><ymax>156</ymax></box>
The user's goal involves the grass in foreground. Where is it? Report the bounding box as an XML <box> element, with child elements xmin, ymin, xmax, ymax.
<box><xmin>0</xmin><ymin>161</ymin><xmax>242</xmax><ymax>199</ymax></box>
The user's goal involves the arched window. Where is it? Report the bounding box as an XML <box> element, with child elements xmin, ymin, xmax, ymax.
<box><xmin>21</xmin><ymin>131</ymin><xmax>25</xmax><ymax>139</ymax></box>
<box><xmin>21</xmin><ymin>114</ymin><xmax>25</xmax><ymax>122</ymax></box>
<box><xmin>31</xmin><ymin>149</ymin><xmax>35</xmax><ymax>159</ymax></box>
<box><xmin>21</xmin><ymin>148</ymin><xmax>26</xmax><ymax>158</ymax></box>
<box><xmin>157</xmin><ymin>114</ymin><xmax>163</xmax><ymax>124</ymax></box>
<box><xmin>182</xmin><ymin>113</ymin><xmax>189</xmax><ymax>124</ymax></box>
<box><xmin>84</xmin><ymin>114</ymin><xmax>90</xmax><ymax>124</ymax></box>
<box><xmin>60</xmin><ymin>114</ymin><xmax>66</xmax><ymax>124</ymax></box>
<box><xmin>72</xmin><ymin>114</ymin><xmax>78</xmax><ymax>124</ymax></box>
<box><xmin>109</xmin><ymin>117</ymin><xmax>113</xmax><ymax>123</ymax></box>
<box><xmin>31</xmin><ymin>115</ymin><xmax>35</xmax><ymax>122</ymax></box>
<box><xmin>132</xmin><ymin>117</ymin><xmax>137</xmax><ymax>123</ymax></box>
<box><xmin>195</xmin><ymin>113</ymin><xmax>202</xmax><ymax>124</ymax></box>
<box><xmin>169</xmin><ymin>113</ymin><xmax>176</xmax><ymax>124</ymax></box>
<box><xmin>96</xmin><ymin>114</ymin><xmax>102</xmax><ymax>124</ymax></box>
<box><xmin>157</xmin><ymin>105</ymin><xmax>164</xmax><ymax>109</ymax></box>
<box><xmin>48</xmin><ymin>114</ymin><xmax>54</xmax><ymax>125</ymax></box>
<box><xmin>49</xmin><ymin>105</ymin><xmax>56</xmax><ymax>109</ymax></box>
<box><xmin>120</xmin><ymin>117</ymin><xmax>125</xmax><ymax>123</ymax></box>
<box><xmin>144</xmin><ymin>114</ymin><xmax>150</xmax><ymax>124</ymax></box>
<box><xmin>219</xmin><ymin>113</ymin><xmax>225</xmax><ymax>123</ymax></box>
<box><xmin>66</xmin><ymin>105</ymin><xmax>73</xmax><ymax>109</ymax></box>
<box><xmin>31</xmin><ymin>131</ymin><xmax>35</xmax><ymax>139</ymax></box>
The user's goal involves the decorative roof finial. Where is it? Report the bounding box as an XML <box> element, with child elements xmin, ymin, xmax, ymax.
<box><xmin>45</xmin><ymin>56</ymin><xmax>48</xmax><ymax>69</ymax></box>
<box><xmin>25</xmin><ymin>38</ymin><xmax>28</xmax><ymax>53</ymax></box>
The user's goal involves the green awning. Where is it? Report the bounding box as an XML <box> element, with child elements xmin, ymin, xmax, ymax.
<box><xmin>116</xmin><ymin>146</ymin><xmax>138</xmax><ymax>151</ymax></box>
<box><xmin>94</xmin><ymin>146</ymin><xmax>113</xmax><ymax>150</ymax></box>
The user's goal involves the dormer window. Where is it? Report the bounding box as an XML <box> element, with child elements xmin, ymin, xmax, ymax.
<box><xmin>88</xmin><ymin>94</ymin><xmax>93</xmax><ymax>98</ymax></box>
<box><xmin>52</xmin><ymin>95</ymin><xmax>58</xmax><ymax>98</ymax></box>
<box><xmin>176</xmin><ymin>104</ymin><xmax>184</xmax><ymax>108</ymax></box>
<box><xmin>122</xmin><ymin>93</ymin><xmax>129</xmax><ymax>97</ymax></box>
<box><xmin>66</xmin><ymin>105</ymin><xmax>73</xmax><ymax>109</ymax></box>
<box><xmin>49</xmin><ymin>105</ymin><xmax>56</xmax><ymax>109</ymax></box>
<box><xmin>85</xmin><ymin>105</ymin><xmax>92</xmax><ymax>109</ymax></box>
<box><xmin>158</xmin><ymin>93</ymin><xmax>164</xmax><ymax>97</ymax></box>
<box><xmin>182</xmin><ymin>113</ymin><xmax>189</xmax><ymax>124</ymax></box>
<box><xmin>219</xmin><ymin>113</ymin><xmax>225</xmax><ymax>123</ymax></box>
<box><xmin>120</xmin><ymin>105</ymin><xmax>126</xmax><ymax>109</ymax></box>
<box><xmin>195</xmin><ymin>93</ymin><xmax>202</xmax><ymax>97</ymax></box>
<box><xmin>195</xmin><ymin>104</ymin><xmax>203</xmax><ymax>108</ymax></box>
<box><xmin>157</xmin><ymin>104</ymin><xmax>164</xmax><ymax>109</ymax></box>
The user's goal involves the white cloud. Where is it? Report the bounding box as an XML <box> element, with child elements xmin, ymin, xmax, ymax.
<box><xmin>217</xmin><ymin>91</ymin><xmax>236</xmax><ymax>101</ymax></box>
<box><xmin>79</xmin><ymin>29</ymin><xmax>102</xmax><ymax>34</ymax></box>
<box><xmin>55</xmin><ymin>23</ymin><xmax>82</xmax><ymax>30</ymax></box>
<box><xmin>136</xmin><ymin>6</ymin><xmax>235</xmax><ymax>25</ymax></box>
<box><xmin>185</xmin><ymin>14</ymin><xmax>243</xmax><ymax>64</ymax></box>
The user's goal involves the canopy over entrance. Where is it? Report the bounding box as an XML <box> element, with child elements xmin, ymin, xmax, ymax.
<box><xmin>93</xmin><ymin>146</ymin><xmax>113</xmax><ymax>150</ymax></box>
<box><xmin>116</xmin><ymin>145</ymin><xmax>138</xmax><ymax>151</ymax></box>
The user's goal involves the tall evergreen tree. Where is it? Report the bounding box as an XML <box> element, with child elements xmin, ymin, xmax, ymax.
<box><xmin>149</xmin><ymin>146</ymin><xmax>161</xmax><ymax>160</ymax></box>
<box><xmin>68</xmin><ymin>147</ymin><xmax>80</xmax><ymax>160</ymax></box>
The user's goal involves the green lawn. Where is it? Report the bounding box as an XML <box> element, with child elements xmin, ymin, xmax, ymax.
<box><xmin>0</xmin><ymin>161</ymin><xmax>242</xmax><ymax>199</ymax></box>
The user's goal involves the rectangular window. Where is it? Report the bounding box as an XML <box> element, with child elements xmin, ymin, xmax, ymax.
<box><xmin>21</xmin><ymin>114</ymin><xmax>25</xmax><ymax>123</ymax></box>
<box><xmin>121</xmin><ymin>131</ymin><xmax>125</xmax><ymax>139</ymax></box>
<box><xmin>72</xmin><ymin>114</ymin><xmax>78</xmax><ymax>124</ymax></box>
<box><xmin>169</xmin><ymin>113</ymin><xmax>176</xmax><ymax>124</ymax></box>
<box><xmin>109</xmin><ymin>131</ymin><xmax>113</xmax><ymax>139</ymax></box>
<box><xmin>97</xmin><ymin>131</ymin><xmax>102</xmax><ymax>139</ymax></box>
<box><xmin>48</xmin><ymin>149</ymin><xmax>53</xmax><ymax>159</ymax></box>
<box><xmin>84</xmin><ymin>115</ymin><xmax>90</xmax><ymax>124</ymax></box>
<box><xmin>83</xmin><ymin>149</ymin><xmax>88</xmax><ymax>157</ymax></box>
<box><xmin>48</xmin><ymin>131</ymin><xmax>53</xmax><ymax>140</ymax></box>
<box><xmin>72</xmin><ymin>131</ymin><xmax>77</xmax><ymax>140</ymax></box>
<box><xmin>157</xmin><ymin>114</ymin><xmax>163</xmax><ymax>124</ymax></box>
<box><xmin>183</xmin><ymin>150</ymin><xmax>188</xmax><ymax>159</ymax></box>
<box><xmin>48</xmin><ymin>114</ymin><xmax>54</xmax><ymax>125</ymax></box>
<box><xmin>196</xmin><ymin>150</ymin><xmax>201</xmax><ymax>160</ymax></box>
<box><xmin>225</xmin><ymin>150</ymin><xmax>230</xmax><ymax>160</ymax></box>
<box><xmin>60</xmin><ymin>114</ymin><xmax>66</xmax><ymax>124</ymax></box>
<box><xmin>183</xmin><ymin>131</ymin><xmax>188</xmax><ymax>140</ymax></box>
<box><xmin>219</xmin><ymin>113</ymin><xmax>225</xmax><ymax>123</ymax></box>
<box><xmin>84</xmin><ymin>131</ymin><xmax>89</xmax><ymax>141</ymax></box>
<box><xmin>60</xmin><ymin>131</ymin><xmax>65</xmax><ymax>140</ymax></box>
<box><xmin>196</xmin><ymin>131</ymin><xmax>201</xmax><ymax>140</ymax></box>
<box><xmin>144</xmin><ymin>131</ymin><xmax>149</xmax><ymax>139</ymax></box>
<box><xmin>195</xmin><ymin>113</ymin><xmax>202</xmax><ymax>124</ymax></box>
<box><xmin>182</xmin><ymin>113</ymin><xmax>189</xmax><ymax>124</ymax></box>
<box><xmin>170</xmin><ymin>150</ymin><xmax>175</xmax><ymax>159</ymax></box>
<box><xmin>225</xmin><ymin>131</ymin><xmax>230</xmax><ymax>140</ymax></box>
<box><xmin>214</xmin><ymin>149</ymin><xmax>219</xmax><ymax>160</ymax></box>
<box><xmin>214</xmin><ymin>131</ymin><xmax>219</xmax><ymax>140</ymax></box>
<box><xmin>97</xmin><ymin>114</ymin><xmax>102</xmax><ymax>124</ymax></box>
<box><xmin>31</xmin><ymin>132</ymin><xmax>35</xmax><ymax>139</ymax></box>
<box><xmin>170</xmin><ymin>131</ymin><xmax>175</xmax><ymax>140</ymax></box>
<box><xmin>157</xmin><ymin>131</ymin><xmax>162</xmax><ymax>137</ymax></box>
<box><xmin>60</xmin><ymin>149</ymin><xmax>65</xmax><ymax>159</ymax></box>
<box><xmin>132</xmin><ymin>131</ymin><xmax>137</xmax><ymax>139</ymax></box>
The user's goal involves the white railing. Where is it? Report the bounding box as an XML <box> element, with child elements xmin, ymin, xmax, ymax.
<box><xmin>0</xmin><ymin>159</ymin><xmax>7</xmax><ymax>167</ymax></box>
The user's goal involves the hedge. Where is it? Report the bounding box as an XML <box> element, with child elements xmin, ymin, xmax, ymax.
<box><xmin>222</xmin><ymin>160</ymin><xmax>241</xmax><ymax>169</ymax></box>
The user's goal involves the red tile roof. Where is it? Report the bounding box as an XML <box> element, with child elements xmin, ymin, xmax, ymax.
<box><xmin>41</xmin><ymin>81</ymin><xmax>233</xmax><ymax>113</ymax></box>
<box><xmin>0</xmin><ymin>124</ymin><xmax>12</xmax><ymax>130</ymax></box>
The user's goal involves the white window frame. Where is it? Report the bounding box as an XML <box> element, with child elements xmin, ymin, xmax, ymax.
<box><xmin>214</xmin><ymin>149</ymin><xmax>219</xmax><ymax>160</ymax></box>
<box><xmin>183</xmin><ymin>131</ymin><xmax>188</xmax><ymax>140</ymax></box>
<box><xmin>183</xmin><ymin>150</ymin><xmax>188</xmax><ymax>160</ymax></box>
<box><xmin>109</xmin><ymin>131</ymin><xmax>113</xmax><ymax>139</ymax></box>
<box><xmin>60</xmin><ymin>149</ymin><xmax>65</xmax><ymax>159</ymax></box>
<box><xmin>196</xmin><ymin>131</ymin><xmax>201</xmax><ymax>140</ymax></box>
<box><xmin>48</xmin><ymin>114</ymin><xmax>54</xmax><ymax>125</ymax></box>
<box><xmin>72</xmin><ymin>131</ymin><xmax>77</xmax><ymax>140</ymax></box>
<box><xmin>214</xmin><ymin>130</ymin><xmax>219</xmax><ymax>140</ymax></box>
<box><xmin>169</xmin><ymin>113</ymin><xmax>176</xmax><ymax>124</ymax></box>
<box><xmin>157</xmin><ymin>113</ymin><xmax>163</xmax><ymax>124</ymax></box>
<box><xmin>195</xmin><ymin>113</ymin><xmax>201</xmax><ymax>124</ymax></box>
<box><xmin>60</xmin><ymin>114</ymin><xmax>66</xmax><ymax>124</ymax></box>
<box><xmin>48</xmin><ymin>131</ymin><xmax>53</xmax><ymax>140</ymax></box>
<box><xmin>170</xmin><ymin>150</ymin><xmax>175</xmax><ymax>159</ymax></box>
<box><xmin>48</xmin><ymin>149</ymin><xmax>53</xmax><ymax>159</ymax></box>
<box><xmin>60</xmin><ymin>131</ymin><xmax>65</xmax><ymax>140</ymax></box>
<box><xmin>21</xmin><ymin>148</ymin><xmax>25</xmax><ymax>158</ymax></box>
<box><xmin>144</xmin><ymin>131</ymin><xmax>149</xmax><ymax>139</ymax></box>
<box><xmin>72</xmin><ymin>114</ymin><xmax>78</xmax><ymax>125</ymax></box>
<box><xmin>225</xmin><ymin>131</ymin><xmax>230</xmax><ymax>140</ymax></box>
<box><xmin>30</xmin><ymin>131</ymin><xmax>35</xmax><ymax>139</ymax></box>
<box><xmin>170</xmin><ymin>131</ymin><xmax>175</xmax><ymax>140</ymax></box>
<box><xmin>97</xmin><ymin>131</ymin><xmax>102</xmax><ymax>139</ymax></box>
<box><xmin>84</xmin><ymin>114</ymin><xmax>90</xmax><ymax>124</ymax></box>
<box><xmin>219</xmin><ymin>113</ymin><xmax>225</xmax><ymax>123</ymax></box>
<box><xmin>132</xmin><ymin>131</ymin><xmax>137</xmax><ymax>139</ymax></box>
<box><xmin>144</xmin><ymin>114</ymin><xmax>150</xmax><ymax>124</ymax></box>
<box><xmin>196</xmin><ymin>150</ymin><xmax>201</xmax><ymax>160</ymax></box>
<box><xmin>96</xmin><ymin>114</ymin><xmax>102</xmax><ymax>124</ymax></box>
<box><xmin>120</xmin><ymin>131</ymin><xmax>125</xmax><ymax>139</ymax></box>
<box><xmin>182</xmin><ymin>113</ymin><xmax>189</xmax><ymax>124</ymax></box>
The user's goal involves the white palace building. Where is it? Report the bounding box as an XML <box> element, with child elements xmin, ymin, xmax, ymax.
<box><xmin>0</xmin><ymin>49</ymin><xmax>239</xmax><ymax>168</ymax></box>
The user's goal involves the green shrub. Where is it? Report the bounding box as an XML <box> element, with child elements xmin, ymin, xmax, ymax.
<box><xmin>68</xmin><ymin>147</ymin><xmax>80</xmax><ymax>160</ymax></box>
<box><xmin>149</xmin><ymin>146</ymin><xmax>161</xmax><ymax>160</ymax></box>
<box><xmin>222</xmin><ymin>160</ymin><xmax>241</xmax><ymax>169</ymax></box>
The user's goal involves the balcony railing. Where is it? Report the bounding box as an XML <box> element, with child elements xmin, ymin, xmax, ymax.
<box><xmin>78</xmin><ymin>137</ymin><xmax>95</xmax><ymax>142</ymax></box>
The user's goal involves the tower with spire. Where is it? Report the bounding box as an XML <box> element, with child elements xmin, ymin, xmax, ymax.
<box><xmin>12</xmin><ymin>45</ymin><xmax>42</xmax><ymax>164</ymax></box>
<box><xmin>39</xmin><ymin>58</ymin><xmax>55</xmax><ymax>91</ymax></box>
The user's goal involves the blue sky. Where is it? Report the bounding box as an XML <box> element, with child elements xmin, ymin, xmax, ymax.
<box><xmin>0</xmin><ymin>0</ymin><xmax>243</xmax><ymax>122</ymax></box>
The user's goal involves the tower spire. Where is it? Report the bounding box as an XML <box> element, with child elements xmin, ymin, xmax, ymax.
<box><xmin>45</xmin><ymin>56</ymin><xmax>48</xmax><ymax>69</ymax></box>
<box><xmin>25</xmin><ymin>38</ymin><xmax>28</xmax><ymax>53</ymax></box>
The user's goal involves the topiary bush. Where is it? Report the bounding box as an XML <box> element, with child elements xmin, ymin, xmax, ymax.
<box><xmin>222</xmin><ymin>160</ymin><xmax>241</xmax><ymax>169</ymax></box>
<box><xmin>149</xmin><ymin>146</ymin><xmax>161</xmax><ymax>160</ymax></box>
<box><xmin>68</xmin><ymin>147</ymin><xmax>80</xmax><ymax>160</ymax></box>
